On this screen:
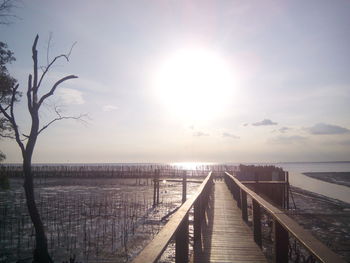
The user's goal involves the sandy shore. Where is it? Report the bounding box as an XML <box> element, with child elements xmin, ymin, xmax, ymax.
<box><xmin>289</xmin><ymin>186</ymin><xmax>350</xmax><ymax>262</ymax></box>
<box><xmin>303</xmin><ymin>172</ymin><xmax>350</xmax><ymax>187</ymax></box>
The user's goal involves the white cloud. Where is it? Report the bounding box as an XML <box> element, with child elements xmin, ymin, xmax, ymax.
<box><xmin>222</xmin><ymin>132</ymin><xmax>240</xmax><ymax>139</ymax></box>
<box><xmin>102</xmin><ymin>105</ymin><xmax>118</xmax><ymax>112</ymax></box>
<box><xmin>272</xmin><ymin>127</ymin><xmax>291</xmax><ymax>133</ymax></box>
<box><xmin>306</xmin><ymin>123</ymin><xmax>350</xmax><ymax>135</ymax></box>
<box><xmin>193</xmin><ymin>131</ymin><xmax>209</xmax><ymax>137</ymax></box>
<box><xmin>268</xmin><ymin>135</ymin><xmax>307</xmax><ymax>144</ymax></box>
<box><xmin>57</xmin><ymin>88</ymin><xmax>85</xmax><ymax>105</ymax></box>
<box><xmin>252</xmin><ymin>119</ymin><xmax>278</xmax><ymax>126</ymax></box>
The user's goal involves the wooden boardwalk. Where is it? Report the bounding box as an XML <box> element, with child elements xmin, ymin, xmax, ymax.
<box><xmin>193</xmin><ymin>181</ymin><xmax>267</xmax><ymax>263</ymax></box>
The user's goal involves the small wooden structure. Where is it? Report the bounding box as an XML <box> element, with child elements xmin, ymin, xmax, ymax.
<box><xmin>236</xmin><ymin>164</ymin><xmax>289</xmax><ymax>208</ymax></box>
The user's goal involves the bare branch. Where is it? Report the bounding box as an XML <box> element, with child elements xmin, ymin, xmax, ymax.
<box><xmin>0</xmin><ymin>133</ymin><xmax>14</xmax><ymax>139</ymax></box>
<box><xmin>38</xmin><ymin>111</ymin><xmax>88</xmax><ymax>136</ymax></box>
<box><xmin>37</xmin><ymin>75</ymin><xmax>78</xmax><ymax>108</ymax></box>
<box><xmin>9</xmin><ymin>84</ymin><xmax>25</xmax><ymax>151</ymax></box>
<box><xmin>37</xmin><ymin>54</ymin><xmax>70</xmax><ymax>89</ymax></box>
<box><xmin>27</xmin><ymin>74</ymin><xmax>33</xmax><ymax>111</ymax></box>
<box><xmin>37</xmin><ymin>39</ymin><xmax>77</xmax><ymax>90</ymax></box>
<box><xmin>0</xmin><ymin>84</ymin><xmax>25</xmax><ymax>152</ymax></box>
<box><xmin>67</xmin><ymin>41</ymin><xmax>77</xmax><ymax>58</ymax></box>
<box><xmin>32</xmin><ymin>34</ymin><xmax>39</xmax><ymax>95</ymax></box>
<box><xmin>46</xmin><ymin>32</ymin><xmax>52</xmax><ymax>66</ymax></box>
<box><xmin>0</xmin><ymin>103</ymin><xmax>12</xmax><ymax>121</ymax></box>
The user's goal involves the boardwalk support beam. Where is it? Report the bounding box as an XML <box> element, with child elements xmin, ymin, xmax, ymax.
<box><xmin>253</xmin><ymin>199</ymin><xmax>262</xmax><ymax>248</ymax></box>
<box><xmin>182</xmin><ymin>171</ymin><xmax>187</xmax><ymax>203</ymax></box>
<box><xmin>176</xmin><ymin>214</ymin><xmax>189</xmax><ymax>263</ymax></box>
<box><xmin>274</xmin><ymin>220</ymin><xmax>288</xmax><ymax>263</ymax></box>
<box><xmin>194</xmin><ymin>195</ymin><xmax>202</xmax><ymax>242</ymax></box>
<box><xmin>241</xmin><ymin>189</ymin><xmax>248</xmax><ymax>222</ymax></box>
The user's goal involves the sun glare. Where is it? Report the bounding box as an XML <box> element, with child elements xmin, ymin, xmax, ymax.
<box><xmin>153</xmin><ymin>48</ymin><xmax>235</xmax><ymax>122</ymax></box>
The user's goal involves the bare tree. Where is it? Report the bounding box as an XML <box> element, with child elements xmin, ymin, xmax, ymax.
<box><xmin>0</xmin><ymin>34</ymin><xmax>82</xmax><ymax>262</ymax></box>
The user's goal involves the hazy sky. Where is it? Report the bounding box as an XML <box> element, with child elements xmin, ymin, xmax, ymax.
<box><xmin>1</xmin><ymin>0</ymin><xmax>350</xmax><ymax>163</ymax></box>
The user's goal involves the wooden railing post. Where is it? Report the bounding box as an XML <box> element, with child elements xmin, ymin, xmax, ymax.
<box><xmin>252</xmin><ymin>199</ymin><xmax>262</xmax><ymax>248</ymax></box>
<box><xmin>153</xmin><ymin>169</ymin><xmax>160</xmax><ymax>206</ymax></box>
<box><xmin>156</xmin><ymin>179</ymin><xmax>160</xmax><ymax>205</ymax></box>
<box><xmin>241</xmin><ymin>189</ymin><xmax>248</xmax><ymax>222</ymax></box>
<box><xmin>274</xmin><ymin>219</ymin><xmax>289</xmax><ymax>263</ymax></box>
<box><xmin>156</xmin><ymin>170</ymin><xmax>160</xmax><ymax>205</ymax></box>
<box><xmin>194</xmin><ymin>194</ymin><xmax>202</xmax><ymax>242</ymax></box>
<box><xmin>153</xmin><ymin>177</ymin><xmax>157</xmax><ymax>206</ymax></box>
<box><xmin>176</xmin><ymin>214</ymin><xmax>189</xmax><ymax>263</ymax></box>
<box><xmin>236</xmin><ymin>183</ymin><xmax>241</xmax><ymax>208</ymax></box>
<box><xmin>182</xmin><ymin>171</ymin><xmax>187</xmax><ymax>203</ymax></box>
<box><xmin>286</xmin><ymin>172</ymin><xmax>289</xmax><ymax>210</ymax></box>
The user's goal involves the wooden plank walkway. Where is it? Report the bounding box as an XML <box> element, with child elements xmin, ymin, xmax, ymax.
<box><xmin>193</xmin><ymin>181</ymin><xmax>267</xmax><ymax>263</ymax></box>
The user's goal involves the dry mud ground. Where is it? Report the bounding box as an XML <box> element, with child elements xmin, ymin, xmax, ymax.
<box><xmin>289</xmin><ymin>185</ymin><xmax>350</xmax><ymax>262</ymax></box>
<box><xmin>0</xmin><ymin>177</ymin><xmax>199</xmax><ymax>263</ymax></box>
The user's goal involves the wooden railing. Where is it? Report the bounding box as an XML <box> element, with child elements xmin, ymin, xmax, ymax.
<box><xmin>224</xmin><ymin>172</ymin><xmax>345</xmax><ymax>263</ymax></box>
<box><xmin>132</xmin><ymin>172</ymin><xmax>214</xmax><ymax>263</ymax></box>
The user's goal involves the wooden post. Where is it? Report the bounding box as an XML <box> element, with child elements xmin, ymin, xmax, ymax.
<box><xmin>202</xmin><ymin>186</ymin><xmax>207</xmax><ymax>218</ymax></box>
<box><xmin>153</xmin><ymin>176</ymin><xmax>156</xmax><ymax>206</ymax></box>
<box><xmin>286</xmin><ymin>172</ymin><xmax>289</xmax><ymax>210</ymax></box>
<box><xmin>153</xmin><ymin>169</ymin><xmax>160</xmax><ymax>206</ymax></box>
<box><xmin>156</xmin><ymin>180</ymin><xmax>160</xmax><ymax>205</ymax></box>
<box><xmin>182</xmin><ymin>171</ymin><xmax>187</xmax><ymax>203</ymax></box>
<box><xmin>252</xmin><ymin>199</ymin><xmax>262</xmax><ymax>248</ymax></box>
<box><xmin>176</xmin><ymin>214</ymin><xmax>189</xmax><ymax>263</ymax></box>
<box><xmin>236</xmin><ymin>184</ymin><xmax>241</xmax><ymax>209</ymax></box>
<box><xmin>241</xmin><ymin>190</ymin><xmax>248</xmax><ymax>222</ymax></box>
<box><xmin>274</xmin><ymin>219</ymin><xmax>289</xmax><ymax>263</ymax></box>
<box><xmin>194</xmin><ymin>195</ymin><xmax>202</xmax><ymax>242</ymax></box>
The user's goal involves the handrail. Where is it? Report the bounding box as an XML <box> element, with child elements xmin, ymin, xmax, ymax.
<box><xmin>132</xmin><ymin>171</ymin><xmax>214</xmax><ymax>263</ymax></box>
<box><xmin>225</xmin><ymin>172</ymin><xmax>345</xmax><ymax>263</ymax></box>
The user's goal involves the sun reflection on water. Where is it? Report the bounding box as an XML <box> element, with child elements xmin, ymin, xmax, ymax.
<box><xmin>171</xmin><ymin>162</ymin><xmax>214</xmax><ymax>170</ymax></box>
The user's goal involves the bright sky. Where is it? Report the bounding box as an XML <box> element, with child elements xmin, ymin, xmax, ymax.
<box><xmin>1</xmin><ymin>0</ymin><xmax>350</xmax><ymax>163</ymax></box>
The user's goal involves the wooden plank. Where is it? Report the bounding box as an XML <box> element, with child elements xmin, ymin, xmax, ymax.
<box><xmin>240</xmin><ymin>180</ymin><xmax>287</xmax><ymax>184</ymax></box>
<box><xmin>193</xmin><ymin>181</ymin><xmax>267</xmax><ymax>263</ymax></box>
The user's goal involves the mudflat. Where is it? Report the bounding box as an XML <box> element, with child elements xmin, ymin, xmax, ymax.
<box><xmin>303</xmin><ymin>172</ymin><xmax>350</xmax><ymax>187</ymax></box>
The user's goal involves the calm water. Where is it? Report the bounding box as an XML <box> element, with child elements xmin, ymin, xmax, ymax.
<box><xmin>276</xmin><ymin>162</ymin><xmax>350</xmax><ymax>203</ymax></box>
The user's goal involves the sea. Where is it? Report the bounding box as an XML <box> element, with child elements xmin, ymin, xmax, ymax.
<box><xmin>275</xmin><ymin>162</ymin><xmax>350</xmax><ymax>204</ymax></box>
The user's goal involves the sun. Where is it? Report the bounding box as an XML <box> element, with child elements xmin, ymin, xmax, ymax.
<box><xmin>152</xmin><ymin>47</ymin><xmax>235</xmax><ymax>122</ymax></box>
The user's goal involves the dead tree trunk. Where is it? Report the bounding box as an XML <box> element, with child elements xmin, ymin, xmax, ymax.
<box><xmin>0</xmin><ymin>34</ymin><xmax>79</xmax><ymax>262</ymax></box>
<box><xmin>23</xmin><ymin>157</ymin><xmax>52</xmax><ymax>262</ymax></box>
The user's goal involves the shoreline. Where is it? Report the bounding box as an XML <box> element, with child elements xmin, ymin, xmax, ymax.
<box><xmin>302</xmin><ymin>172</ymin><xmax>350</xmax><ymax>187</ymax></box>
